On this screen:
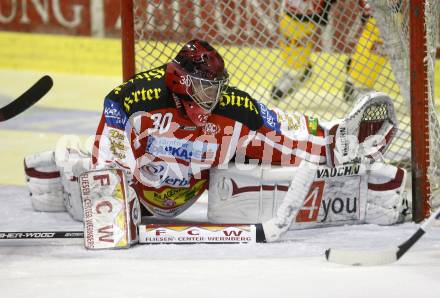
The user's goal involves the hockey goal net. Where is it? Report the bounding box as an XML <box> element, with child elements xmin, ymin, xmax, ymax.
<box><xmin>121</xmin><ymin>0</ymin><xmax>440</xmax><ymax>221</ymax></box>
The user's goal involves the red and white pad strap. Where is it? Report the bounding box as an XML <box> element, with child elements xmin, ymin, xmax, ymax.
<box><xmin>80</xmin><ymin>168</ymin><xmax>140</xmax><ymax>249</ymax></box>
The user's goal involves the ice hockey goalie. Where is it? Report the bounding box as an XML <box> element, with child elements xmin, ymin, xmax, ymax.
<box><xmin>23</xmin><ymin>39</ymin><xmax>409</xmax><ymax>247</ymax></box>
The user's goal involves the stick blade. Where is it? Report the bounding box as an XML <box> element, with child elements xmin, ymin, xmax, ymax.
<box><xmin>325</xmin><ymin>248</ymin><xmax>398</xmax><ymax>266</ymax></box>
<box><xmin>0</xmin><ymin>75</ymin><xmax>53</xmax><ymax>122</ymax></box>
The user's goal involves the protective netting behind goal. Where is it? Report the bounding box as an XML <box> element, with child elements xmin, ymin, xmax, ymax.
<box><xmin>123</xmin><ymin>0</ymin><xmax>439</xmax><ymax>216</ymax></box>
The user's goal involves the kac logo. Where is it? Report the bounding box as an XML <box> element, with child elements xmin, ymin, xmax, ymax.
<box><xmin>203</xmin><ymin>122</ymin><xmax>220</xmax><ymax>135</ymax></box>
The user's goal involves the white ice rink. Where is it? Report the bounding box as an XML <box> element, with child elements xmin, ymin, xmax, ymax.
<box><xmin>0</xmin><ymin>185</ymin><xmax>439</xmax><ymax>298</ymax></box>
<box><xmin>1</xmin><ymin>69</ymin><xmax>439</xmax><ymax>297</ymax></box>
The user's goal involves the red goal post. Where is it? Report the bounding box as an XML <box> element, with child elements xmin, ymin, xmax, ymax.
<box><xmin>409</xmin><ymin>0</ymin><xmax>431</xmax><ymax>221</ymax></box>
<box><xmin>120</xmin><ymin>0</ymin><xmax>440</xmax><ymax>221</ymax></box>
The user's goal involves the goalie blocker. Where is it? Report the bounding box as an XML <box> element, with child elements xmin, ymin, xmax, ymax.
<box><xmin>79</xmin><ymin>168</ymin><xmax>140</xmax><ymax>249</ymax></box>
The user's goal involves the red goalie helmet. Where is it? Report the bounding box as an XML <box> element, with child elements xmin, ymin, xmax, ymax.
<box><xmin>166</xmin><ymin>39</ymin><xmax>229</xmax><ymax>126</ymax></box>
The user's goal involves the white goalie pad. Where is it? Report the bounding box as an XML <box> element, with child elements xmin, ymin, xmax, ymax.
<box><xmin>208</xmin><ymin>162</ymin><xmax>408</xmax><ymax>229</ymax></box>
<box><xmin>80</xmin><ymin>168</ymin><xmax>140</xmax><ymax>249</ymax></box>
<box><xmin>55</xmin><ymin>146</ymin><xmax>92</xmax><ymax>221</ymax></box>
<box><xmin>24</xmin><ymin>150</ymin><xmax>65</xmax><ymax>212</ymax></box>
<box><xmin>25</xmin><ymin>146</ymin><xmax>92</xmax><ymax>221</ymax></box>
<box><xmin>365</xmin><ymin>163</ymin><xmax>409</xmax><ymax>225</ymax></box>
<box><xmin>325</xmin><ymin>91</ymin><xmax>398</xmax><ymax>166</ymax></box>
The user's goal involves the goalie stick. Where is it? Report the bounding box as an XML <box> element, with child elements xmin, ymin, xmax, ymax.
<box><xmin>262</xmin><ymin>162</ymin><xmax>316</xmax><ymax>242</ymax></box>
<box><xmin>325</xmin><ymin>207</ymin><xmax>440</xmax><ymax>266</ymax></box>
<box><xmin>0</xmin><ymin>75</ymin><xmax>53</xmax><ymax>122</ymax></box>
<box><xmin>0</xmin><ymin>231</ymin><xmax>84</xmax><ymax>240</ymax></box>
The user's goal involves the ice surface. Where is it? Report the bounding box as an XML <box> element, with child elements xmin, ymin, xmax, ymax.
<box><xmin>0</xmin><ymin>186</ymin><xmax>439</xmax><ymax>298</ymax></box>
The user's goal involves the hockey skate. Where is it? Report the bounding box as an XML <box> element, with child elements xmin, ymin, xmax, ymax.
<box><xmin>343</xmin><ymin>57</ymin><xmax>357</xmax><ymax>102</ymax></box>
<box><xmin>343</xmin><ymin>80</ymin><xmax>357</xmax><ymax>102</ymax></box>
<box><xmin>271</xmin><ymin>63</ymin><xmax>312</xmax><ymax>101</ymax></box>
<box><xmin>343</xmin><ymin>80</ymin><xmax>375</xmax><ymax>103</ymax></box>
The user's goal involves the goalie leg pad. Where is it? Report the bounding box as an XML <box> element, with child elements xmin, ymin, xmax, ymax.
<box><xmin>209</xmin><ymin>162</ymin><xmax>408</xmax><ymax>228</ymax></box>
<box><xmin>365</xmin><ymin>163</ymin><xmax>409</xmax><ymax>225</ymax></box>
<box><xmin>54</xmin><ymin>146</ymin><xmax>92</xmax><ymax>222</ymax></box>
<box><xmin>208</xmin><ymin>164</ymin><xmax>296</xmax><ymax>224</ymax></box>
<box><xmin>24</xmin><ymin>151</ymin><xmax>65</xmax><ymax>212</ymax></box>
<box><xmin>80</xmin><ymin>168</ymin><xmax>140</xmax><ymax>249</ymax></box>
<box><xmin>208</xmin><ymin>163</ymin><xmax>368</xmax><ymax>227</ymax></box>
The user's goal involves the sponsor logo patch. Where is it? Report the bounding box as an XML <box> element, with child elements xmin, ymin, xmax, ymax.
<box><xmin>104</xmin><ymin>99</ymin><xmax>127</xmax><ymax>129</ymax></box>
<box><xmin>143</xmin><ymin>163</ymin><xmax>166</xmax><ymax>175</ymax></box>
<box><xmin>296</xmin><ymin>176</ymin><xmax>360</xmax><ymax>223</ymax></box>
<box><xmin>146</xmin><ymin>136</ymin><xmax>218</xmax><ymax>161</ymax></box>
<box><xmin>219</xmin><ymin>91</ymin><xmax>259</xmax><ymax>115</ymax></box>
<box><xmin>159</xmin><ymin>175</ymin><xmax>191</xmax><ymax>188</ymax></box>
<box><xmin>259</xmin><ymin>103</ymin><xmax>280</xmax><ymax>130</ymax></box>
<box><xmin>316</xmin><ymin>164</ymin><xmax>360</xmax><ymax>179</ymax></box>
<box><xmin>142</xmin><ymin>179</ymin><xmax>207</xmax><ymax>211</ymax></box>
<box><xmin>108</xmin><ymin>129</ymin><xmax>126</xmax><ymax>159</ymax></box>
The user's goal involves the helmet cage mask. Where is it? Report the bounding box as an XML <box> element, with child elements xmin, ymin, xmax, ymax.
<box><xmin>183</xmin><ymin>73</ymin><xmax>228</xmax><ymax>112</ymax></box>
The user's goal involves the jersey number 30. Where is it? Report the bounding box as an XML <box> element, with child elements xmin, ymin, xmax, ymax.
<box><xmin>149</xmin><ymin>112</ymin><xmax>173</xmax><ymax>134</ymax></box>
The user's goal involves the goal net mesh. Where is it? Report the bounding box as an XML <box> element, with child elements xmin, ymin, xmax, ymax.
<box><xmin>127</xmin><ymin>0</ymin><xmax>439</xmax><ymax>211</ymax></box>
